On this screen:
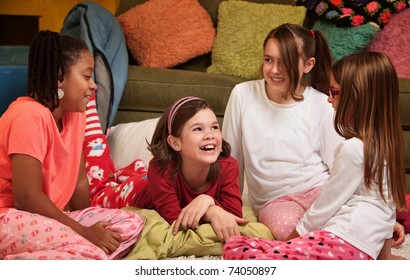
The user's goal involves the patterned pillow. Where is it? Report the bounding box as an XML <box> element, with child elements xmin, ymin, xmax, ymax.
<box><xmin>207</xmin><ymin>0</ymin><xmax>306</xmax><ymax>80</ymax></box>
<box><xmin>117</xmin><ymin>0</ymin><xmax>215</xmax><ymax>68</ymax></box>
<box><xmin>366</xmin><ymin>8</ymin><xmax>410</xmax><ymax>79</ymax></box>
<box><xmin>296</xmin><ymin>0</ymin><xmax>409</xmax><ymax>28</ymax></box>
<box><xmin>313</xmin><ymin>20</ymin><xmax>378</xmax><ymax>61</ymax></box>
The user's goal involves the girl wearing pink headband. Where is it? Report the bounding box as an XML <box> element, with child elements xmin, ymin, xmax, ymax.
<box><xmin>133</xmin><ymin>96</ymin><xmax>248</xmax><ymax>241</ymax></box>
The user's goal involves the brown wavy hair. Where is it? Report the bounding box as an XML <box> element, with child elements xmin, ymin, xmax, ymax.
<box><xmin>262</xmin><ymin>23</ymin><xmax>333</xmax><ymax>101</ymax></box>
<box><xmin>148</xmin><ymin>98</ymin><xmax>231</xmax><ymax>183</ymax></box>
<box><xmin>333</xmin><ymin>51</ymin><xmax>406</xmax><ymax>210</ymax></box>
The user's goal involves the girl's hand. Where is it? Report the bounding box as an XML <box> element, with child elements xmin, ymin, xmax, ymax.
<box><xmin>205</xmin><ymin>205</ymin><xmax>249</xmax><ymax>242</ymax></box>
<box><xmin>392</xmin><ymin>221</ymin><xmax>405</xmax><ymax>247</ymax></box>
<box><xmin>173</xmin><ymin>194</ymin><xmax>215</xmax><ymax>235</ymax></box>
<box><xmin>81</xmin><ymin>221</ymin><xmax>122</xmax><ymax>255</ymax></box>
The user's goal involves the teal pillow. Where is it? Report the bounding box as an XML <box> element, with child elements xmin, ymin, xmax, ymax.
<box><xmin>313</xmin><ymin>20</ymin><xmax>379</xmax><ymax>61</ymax></box>
<box><xmin>207</xmin><ymin>0</ymin><xmax>306</xmax><ymax>80</ymax></box>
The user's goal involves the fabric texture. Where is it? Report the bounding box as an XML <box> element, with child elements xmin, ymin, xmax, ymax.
<box><xmin>117</xmin><ymin>0</ymin><xmax>215</xmax><ymax>68</ymax></box>
<box><xmin>61</xmin><ymin>1</ymin><xmax>129</xmax><ymax>131</ymax></box>
<box><xmin>0</xmin><ymin>97</ymin><xmax>85</xmax><ymax>213</ymax></box>
<box><xmin>296</xmin><ymin>0</ymin><xmax>409</xmax><ymax>28</ymax></box>
<box><xmin>122</xmin><ymin>205</ymin><xmax>274</xmax><ymax>260</ymax></box>
<box><xmin>312</xmin><ymin>20</ymin><xmax>379</xmax><ymax>61</ymax></box>
<box><xmin>258</xmin><ymin>186</ymin><xmax>322</xmax><ymax>240</ymax></box>
<box><xmin>134</xmin><ymin>157</ymin><xmax>243</xmax><ymax>224</ymax></box>
<box><xmin>296</xmin><ymin>138</ymin><xmax>396</xmax><ymax>259</ymax></box>
<box><xmin>222</xmin><ymin>230</ymin><xmax>372</xmax><ymax>260</ymax></box>
<box><xmin>222</xmin><ymin>81</ymin><xmax>345</xmax><ymax>211</ymax></box>
<box><xmin>365</xmin><ymin>8</ymin><xmax>410</xmax><ymax>79</ymax></box>
<box><xmin>206</xmin><ymin>1</ymin><xmax>306</xmax><ymax>79</ymax></box>
<box><xmin>397</xmin><ymin>194</ymin><xmax>410</xmax><ymax>233</ymax></box>
<box><xmin>83</xmin><ymin>92</ymin><xmax>149</xmax><ymax>208</ymax></box>
<box><xmin>107</xmin><ymin>117</ymin><xmax>159</xmax><ymax>169</ymax></box>
<box><xmin>0</xmin><ymin>207</ymin><xmax>144</xmax><ymax>260</ymax></box>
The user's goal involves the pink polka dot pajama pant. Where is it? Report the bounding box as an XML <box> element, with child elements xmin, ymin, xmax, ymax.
<box><xmin>222</xmin><ymin>230</ymin><xmax>372</xmax><ymax>260</ymax></box>
<box><xmin>259</xmin><ymin>187</ymin><xmax>322</xmax><ymax>240</ymax></box>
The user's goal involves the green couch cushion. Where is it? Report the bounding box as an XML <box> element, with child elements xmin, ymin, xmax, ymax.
<box><xmin>207</xmin><ymin>0</ymin><xmax>306</xmax><ymax>79</ymax></box>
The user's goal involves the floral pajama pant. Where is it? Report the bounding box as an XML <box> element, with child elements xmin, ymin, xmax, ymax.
<box><xmin>83</xmin><ymin>133</ymin><xmax>148</xmax><ymax>208</ymax></box>
<box><xmin>0</xmin><ymin>207</ymin><xmax>144</xmax><ymax>260</ymax></box>
<box><xmin>222</xmin><ymin>230</ymin><xmax>372</xmax><ymax>260</ymax></box>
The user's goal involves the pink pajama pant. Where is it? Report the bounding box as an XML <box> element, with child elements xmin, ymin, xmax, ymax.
<box><xmin>0</xmin><ymin>207</ymin><xmax>144</xmax><ymax>260</ymax></box>
<box><xmin>258</xmin><ymin>187</ymin><xmax>322</xmax><ymax>240</ymax></box>
<box><xmin>222</xmin><ymin>230</ymin><xmax>372</xmax><ymax>260</ymax></box>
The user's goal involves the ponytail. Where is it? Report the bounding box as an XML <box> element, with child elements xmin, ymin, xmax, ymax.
<box><xmin>309</xmin><ymin>29</ymin><xmax>333</xmax><ymax>94</ymax></box>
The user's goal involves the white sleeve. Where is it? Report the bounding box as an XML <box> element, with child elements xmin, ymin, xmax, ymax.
<box><xmin>319</xmin><ymin>109</ymin><xmax>344</xmax><ymax>171</ymax></box>
<box><xmin>222</xmin><ymin>86</ymin><xmax>245</xmax><ymax>192</ymax></box>
<box><xmin>296</xmin><ymin>141</ymin><xmax>363</xmax><ymax>234</ymax></box>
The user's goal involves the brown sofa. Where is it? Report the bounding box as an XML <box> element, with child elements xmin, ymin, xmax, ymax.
<box><xmin>113</xmin><ymin>0</ymin><xmax>410</xmax><ymax>193</ymax></box>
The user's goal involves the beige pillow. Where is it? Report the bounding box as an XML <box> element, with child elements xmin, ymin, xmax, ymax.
<box><xmin>107</xmin><ymin>118</ymin><xmax>159</xmax><ymax>169</ymax></box>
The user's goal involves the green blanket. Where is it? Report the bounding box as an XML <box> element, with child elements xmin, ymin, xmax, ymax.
<box><xmin>122</xmin><ymin>206</ymin><xmax>274</xmax><ymax>260</ymax></box>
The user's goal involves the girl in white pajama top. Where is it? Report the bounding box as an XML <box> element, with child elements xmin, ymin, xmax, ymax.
<box><xmin>222</xmin><ymin>51</ymin><xmax>407</xmax><ymax>260</ymax></box>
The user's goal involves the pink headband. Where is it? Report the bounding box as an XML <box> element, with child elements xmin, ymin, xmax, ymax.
<box><xmin>167</xmin><ymin>96</ymin><xmax>202</xmax><ymax>135</ymax></box>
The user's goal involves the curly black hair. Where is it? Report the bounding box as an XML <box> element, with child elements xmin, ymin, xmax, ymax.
<box><xmin>27</xmin><ymin>30</ymin><xmax>89</xmax><ymax>111</ymax></box>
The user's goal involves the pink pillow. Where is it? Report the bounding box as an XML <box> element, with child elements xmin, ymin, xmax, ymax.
<box><xmin>366</xmin><ymin>8</ymin><xmax>410</xmax><ymax>79</ymax></box>
<box><xmin>117</xmin><ymin>0</ymin><xmax>215</xmax><ymax>68</ymax></box>
<box><xmin>397</xmin><ymin>194</ymin><xmax>410</xmax><ymax>233</ymax></box>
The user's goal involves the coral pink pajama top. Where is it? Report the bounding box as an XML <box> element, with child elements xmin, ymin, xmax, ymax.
<box><xmin>0</xmin><ymin>97</ymin><xmax>86</xmax><ymax>214</ymax></box>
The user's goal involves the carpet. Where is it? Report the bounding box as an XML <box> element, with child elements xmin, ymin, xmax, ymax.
<box><xmin>392</xmin><ymin>233</ymin><xmax>410</xmax><ymax>259</ymax></box>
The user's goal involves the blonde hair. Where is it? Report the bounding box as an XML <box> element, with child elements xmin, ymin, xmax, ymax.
<box><xmin>333</xmin><ymin>51</ymin><xmax>406</xmax><ymax>210</ymax></box>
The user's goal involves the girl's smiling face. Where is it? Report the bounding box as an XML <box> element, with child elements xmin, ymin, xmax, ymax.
<box><xmin>262</xmin><ymin>38</ymin><xmax>315</xmax><ymax>103</ymax></box>
<box><xmin>170</xmin><ymin>108</ymin><xmax>222</xmax><ymax>168</ymax></box>
<box><xmin>58</xmin><ymin>50</ymin><xmax>96</xmax><ymax>113</ymax></box>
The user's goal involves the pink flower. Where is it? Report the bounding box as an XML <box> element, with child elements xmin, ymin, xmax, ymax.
<box><xmin>366</xmin><ymin>2</ymin><xmax>379</xmax><ymax>13</ymax></box>
<box><xmin>315</xmin><ymin>2</ymin><xmax>327</xmax><ymax>15</ymax></box>
<box><xmin>342</xmin><ymin>8</ymin><xmax>353</xmax><ymax>16</ymax></box>
<box><xmin>397</xmin><ymin>2</ymin><xmax>407</xmax><ymax>12</ymax></box>
<box><xmin>379</xmin><ymin>11</ymin><xmax>392</xmax><ymax>24</ymax></box>
<box><xmin>330</xmin><ymin>0</ymin><xmax>342</xmax><ymax>7</ymax></box>
<box><xmin>352</xmin><ymin>15</ymin><xmax>365</xmax><ymax>26</ymax></box>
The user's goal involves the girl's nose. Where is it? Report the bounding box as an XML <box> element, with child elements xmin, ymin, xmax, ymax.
<box><xmin>327</xmin><ymin>95</ymin><xmax>332</xmax><ymax>103</ymax></box>
<box><xmin>90</xmin><ymin>78</ymin><xmax>97</xmax><ymax>90</ymax></box>
<box><xmin>205</xmin><ymin>130</ymin><xmax>215</xmax><ymax>139</ymax></box>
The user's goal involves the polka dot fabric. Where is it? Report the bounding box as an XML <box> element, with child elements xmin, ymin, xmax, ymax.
<box><xmin>222</xmin><ymin>230</ymin><xmax>372</xmax><ymax>260</ymax></box>
<box><xmin>258</xmin><ymin>187</ymin><xmax>322</xmax><ymax>240</ymax></box>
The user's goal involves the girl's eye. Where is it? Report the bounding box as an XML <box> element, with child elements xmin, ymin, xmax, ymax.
<box><xmin>264</xmin><ymin>58</ymin><xmax>272</xmax><ymax>63</ymax></box>
<box><xmin>84</xmin><ymin>75</ymin><xmax>92</xmax><ymax>80</ymax></box>
<box><xmin>193</xmin><ymin>127</ymin><xmax>202</xmax><ymax>132</ymax></box>
<box><xmin>212</xmin><ymin>125</ymin><xmax>220</xmax><ymax>130</ymax></box>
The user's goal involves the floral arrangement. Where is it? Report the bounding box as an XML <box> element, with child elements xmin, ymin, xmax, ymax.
<box><xmin>296</xmin><ymin>0</ymin><xmax>409</xmax><ymax>28</ymax></box>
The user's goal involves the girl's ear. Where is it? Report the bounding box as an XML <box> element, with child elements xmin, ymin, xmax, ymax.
<box><xmin>167</xmin><ymin>135</ymin><xmax>181</xmax><ymax>151</ymax></box>
<box><xmin>304</xmin><ymin>57</ymin><xmax>316</xmax><ymax>74</ymax></box>
<box><xmin>58</xmin><ymin>69</ymin><xmax>64</xmax><ymax>87</ymax></box>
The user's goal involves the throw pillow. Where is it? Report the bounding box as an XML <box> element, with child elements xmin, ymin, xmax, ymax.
<box><xmin>207</xmin><ymin>0</ymin><xmax>306</xmax><ymax>80</ymax></box>
<box><xmin>107</xmin><ymin>117</ymin><xmax>159</xmax><ymax>169</ymax></box>
<box><xmin>117</xmin><ymin>0</ymin><xmax>215</xmax><ymax>68</ymax></box>
<box><xmin>313</xmin><ymin>20</ymin><xmax>379</xmax><ymax>61</ymax></box>
<box><xmin>366</xmin><ymin>8</ymin><xmax>410</xmax><ymax>79</ymax></box>
<box><xmin>296</xmin><ymin>0</ymin><xmax>409</xmax><ymax>28</ymax></box>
